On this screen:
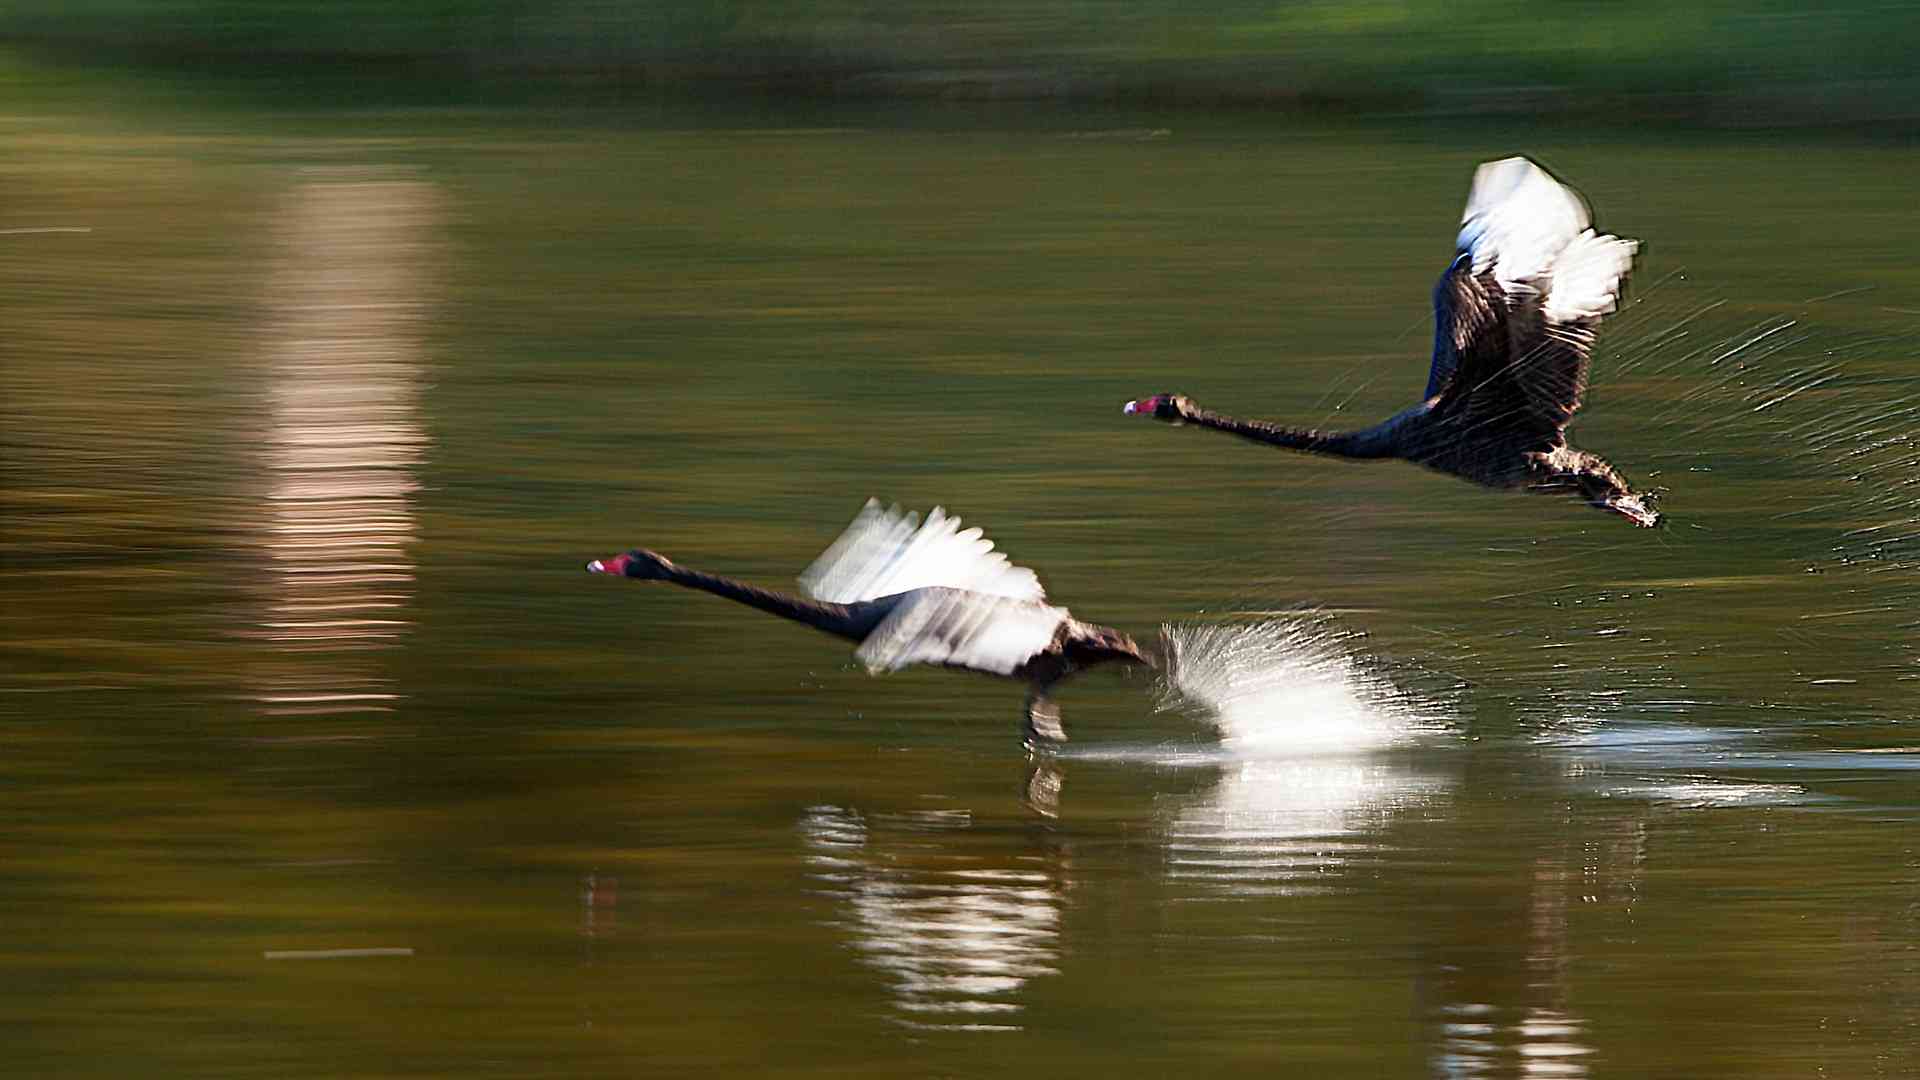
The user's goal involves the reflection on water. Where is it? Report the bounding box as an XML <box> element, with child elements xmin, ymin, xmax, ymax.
<box><xmin>1163</xmin><ymin>756</ymin><xmax>1450</xmax><ymax>898</ymax></box>
<box><xmin>1542</xmin><ymin>720</ymin><xmax>1824</xmax><ymax>807</ymax></box>
<box><xmin>1425</xmin><ymin>828</ymin><xmax>1640</xmax><ymax>1080</ymax></box>
<box><xmin>581</xmin><ymin>871</ymin><xmax>618</xmax><ymax>940</ymax></box>
<box><xmin>799</xmin><ymin>804</ymin><xmax>1064</xmax><ymax>1032</ymax></box>
<box><xmin>252</xmin><ymin>173</ymin><xmax>436</xmax><ymax>717</ymax></box>
<box><xmin>1425</xmin><ymin>799</ymin><xmax>1645</xmax><ymax>1079</ymax></box>
<box><xmin>1434</xmin><ymin>1004</ymin><xmax>1596</xmax><ymax>1080</ymax></box>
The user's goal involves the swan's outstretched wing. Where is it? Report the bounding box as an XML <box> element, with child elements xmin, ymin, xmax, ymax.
<box><xmin>854</xmin><ymin>588</ymin><xmax>1067</xmax><ymax>676</ymax></box>
<box><xmin>1425</xmin><ymin>252</ymin><xmax>1502</xmax><ymax>401</ymax></box>
<box><xmin>1429</xmin><ymin>157</ymin><xmax>1638</xmax><ymax>438</ymax></box>
<box><xmin>799</xmin><ymin>499</ymin><xmax>1048</xmax><ymax>604</ymax></box>
<box><xmin>1457</xmin><ymin>156</ymin><xmax>1595</xmax><ymax>293</ymax></box>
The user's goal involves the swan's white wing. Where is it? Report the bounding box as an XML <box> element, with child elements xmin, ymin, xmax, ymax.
<box><xmin>1541</xmin><ymin>228</ymin><xmax>1638</xmax><ymax>324</ymax></box>
<box><xmin>799</xmin><ymin>499</ymin><xmax>1047</xmax><ymax>604</ymax></box>
<box><xmin>1457</xmin><ymin>156</ymin><xmax>1591</xmax><ymax>291</ymax></box>
<box><xmin>854</xmin><ymin>588</ymin><xmax>1067</xmax><ymax>676</ymax></box>
<box><xmin>1456</xmin><ymin>156</ymin><xmax>1637</xmax><ymax>316</ymax></box>
<box><xmin>1438</xmin><ymin>157</ymin><xmax>1638</xmax><ymax>432</ymax></box>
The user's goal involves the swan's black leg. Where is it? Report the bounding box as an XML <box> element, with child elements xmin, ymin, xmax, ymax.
<box><xmin>1022</xmin><ymin>687</ymin><xmax>1067</xmax><ymax>751</ymax></box>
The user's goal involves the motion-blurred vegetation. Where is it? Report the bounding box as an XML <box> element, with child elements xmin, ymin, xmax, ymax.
<box><xmin>3</xmin><ymin>0</ymin><xmax>1918</xmax><ymax>124</ymax></box>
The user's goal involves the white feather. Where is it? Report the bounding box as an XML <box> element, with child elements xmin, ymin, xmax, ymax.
<box><xmin>853</xmin><ymin>588</ymin><xmax>1067</xmax><ymax>676</ymax></box>
<box><xmin>1457</xmin><ymin>156</ymin><xmax>1637</xmax><ymax>324</ymax></box>
<box><xmin>799</xmin><ymin>499</ymin><xmax>1047</xmax><ymax>604</ymax></box>
<box><xmin>1542</xmin><ymin>229</ymin><xmax>1639</xmax><ymax>324</ymax></box>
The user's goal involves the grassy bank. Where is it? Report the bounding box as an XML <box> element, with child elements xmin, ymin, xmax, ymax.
<box><xmin>3</xmin><ymin>1</ymin><xmax>1919</xmax><ymax>127</ymax></box>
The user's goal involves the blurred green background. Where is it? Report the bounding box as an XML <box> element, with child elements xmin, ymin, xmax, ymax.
<box><xmin>4</xmin><ymin>0</ymin><xmax>1918</xmax><ymax>124</ymax></box>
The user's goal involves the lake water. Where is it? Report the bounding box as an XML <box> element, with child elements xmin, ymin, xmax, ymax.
<box><xmin>3</xmin><ymin>100</ymin><xmax>1918</xmax><ymax>1076</ymax></box>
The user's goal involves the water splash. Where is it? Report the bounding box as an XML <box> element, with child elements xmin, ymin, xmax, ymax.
<box><xmin>1157</xmin><ymin>614</ymin><xmax>1451</xmax><ymax>753</ymax></box>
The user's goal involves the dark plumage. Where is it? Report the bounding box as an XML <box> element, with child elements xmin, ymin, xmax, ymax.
<box><xmin>1124</xmin><ymin>156</ymin><xmax>1659</xmax><ymax>528</ymax></box>
<box><xmin>587</xmin><ymin>501</ymin><xmax>1153</xmax><ymax>748</ymax></box>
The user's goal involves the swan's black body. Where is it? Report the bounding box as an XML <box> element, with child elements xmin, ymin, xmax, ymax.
<box><xmin>1126</xmin><ymin>159</ymin><xmax>1659</xmax><ymax>528</ymax></box>
<box><xmin>587</xmin><ymin>549</ymin><xmax>1153</xmax><ymax>747</ymax></box>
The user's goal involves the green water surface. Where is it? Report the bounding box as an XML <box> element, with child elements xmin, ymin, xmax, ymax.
<box><xmin>3</xmin><ymin>101</ymin><xmax>1918</xmax><ymax>1077</ymax></box>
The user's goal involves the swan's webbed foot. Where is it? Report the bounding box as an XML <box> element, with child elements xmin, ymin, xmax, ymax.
<box><xmin>1599</xmin><ymin>491</ymin><xmax>1662</xmax><ymax>528</ymax></box>
<box><xmin>1021</xmin><ymin>693</ymin><xmax>1067</xmax><ymax>753</ymax></box>
<box><xmin>1542</xmin><ymin>451</ymin><xmax>1661</xmax><ymax>529</ymax></box>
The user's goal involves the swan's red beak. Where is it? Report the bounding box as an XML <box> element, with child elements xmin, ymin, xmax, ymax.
<box><xmin>586</xmin><ymin>553</ymin><xmax>632</xmax><ymax>575</ymax></box>
<box><xmin>1122</xmin><ymin>395</ymin><xmax>1163</xmax><ymax>416</ymax></box>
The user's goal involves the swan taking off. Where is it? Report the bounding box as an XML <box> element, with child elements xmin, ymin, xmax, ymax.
<box><xmin>1125</xmin><ymin>156</ymin><xmax>1657</xmax><ymax>527</ymax></box>
<box><xmin>587</xmin><ymin>499</ymin><xmax>1153</xmax><ymax>749</ymax></box>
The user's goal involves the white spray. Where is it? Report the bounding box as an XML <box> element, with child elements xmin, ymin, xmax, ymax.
<box><xmin>1157</xmin><ymin>614</ymin><xmax>1450</xmax><ymax>754</ymax></box>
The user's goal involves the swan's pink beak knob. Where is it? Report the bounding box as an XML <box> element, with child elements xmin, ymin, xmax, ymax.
<box><xmin>586</xmin><ymin>553</ymin><xmax>631</xmax><ymax>575</ymax></box>
<box><xmin>1123</xmin><ymin>395</ymin><xmax>1164</xmax><ymax>416</ymax></box>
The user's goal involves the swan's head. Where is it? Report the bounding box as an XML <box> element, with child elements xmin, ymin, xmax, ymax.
<box><xmin>1121</xmin><ymin>393</ymin><xmax>1195</xmax><ymax>423</ymax></box>
<box><xmin>585</xmin><ymin>549</ymin><xmax>676</xmax><ymax>579</ymax></box>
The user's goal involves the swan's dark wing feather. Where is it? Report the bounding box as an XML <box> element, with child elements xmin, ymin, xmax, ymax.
<box><xmin>1432</xmin><ymin>158</ymin><xmax>1639</xmax><ymax>442</ymax></box>
<box><xmin>1511</xmin><ymin>310</ymin><xmax>1598</xmax><ymax>434</ymax></box>
<box><xmin>1427</xmin><ymin>253</ymin><xmax>1503</xmax><ymax>400</ymax></box>
<box><xmin>1433</xmin><ymin>267</ymin><xmax>1596</xmax><ymax>447</ymax></box>
<box><xmin>1441</xmin><ymin>237</ymin><xmax>1637</xmax><ymax>440</ymax></box>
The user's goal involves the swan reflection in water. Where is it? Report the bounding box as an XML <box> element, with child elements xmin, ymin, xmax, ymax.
<box><xmin>1424</xmin><ymin>709</ymin><xmax>1797</xmax><ymax>1076</ymax></box>
<box><xmin>1422</xmin><ymin>791</ymin><xmax>1645</xmax><ymax>1080</ymax></box>
<box><xmin>798</xmin><ymin>803</ymin><xmax>1065</xmax><ymax>1032</ymax></box>
<box><xmin>1432</xmin><ymin>712</ymin><xmax>1825</xmax><ymax>1076</ymax></box>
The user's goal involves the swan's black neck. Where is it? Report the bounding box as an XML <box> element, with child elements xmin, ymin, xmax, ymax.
<box><xmin>1184</xmin><ymin>403</ymin><xmax>1403</xmax><ymax>460</ymax></box>
<box><xmin>657</xmin><ymin>565</ymin><xmax>887</xmax><ymax>642</ymax></box>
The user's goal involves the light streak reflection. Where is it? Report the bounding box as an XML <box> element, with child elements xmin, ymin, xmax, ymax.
<box><xmin>253</xmin><ymin>173</ymin><xmax>436</xmax><ymax>716</ymax></box>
